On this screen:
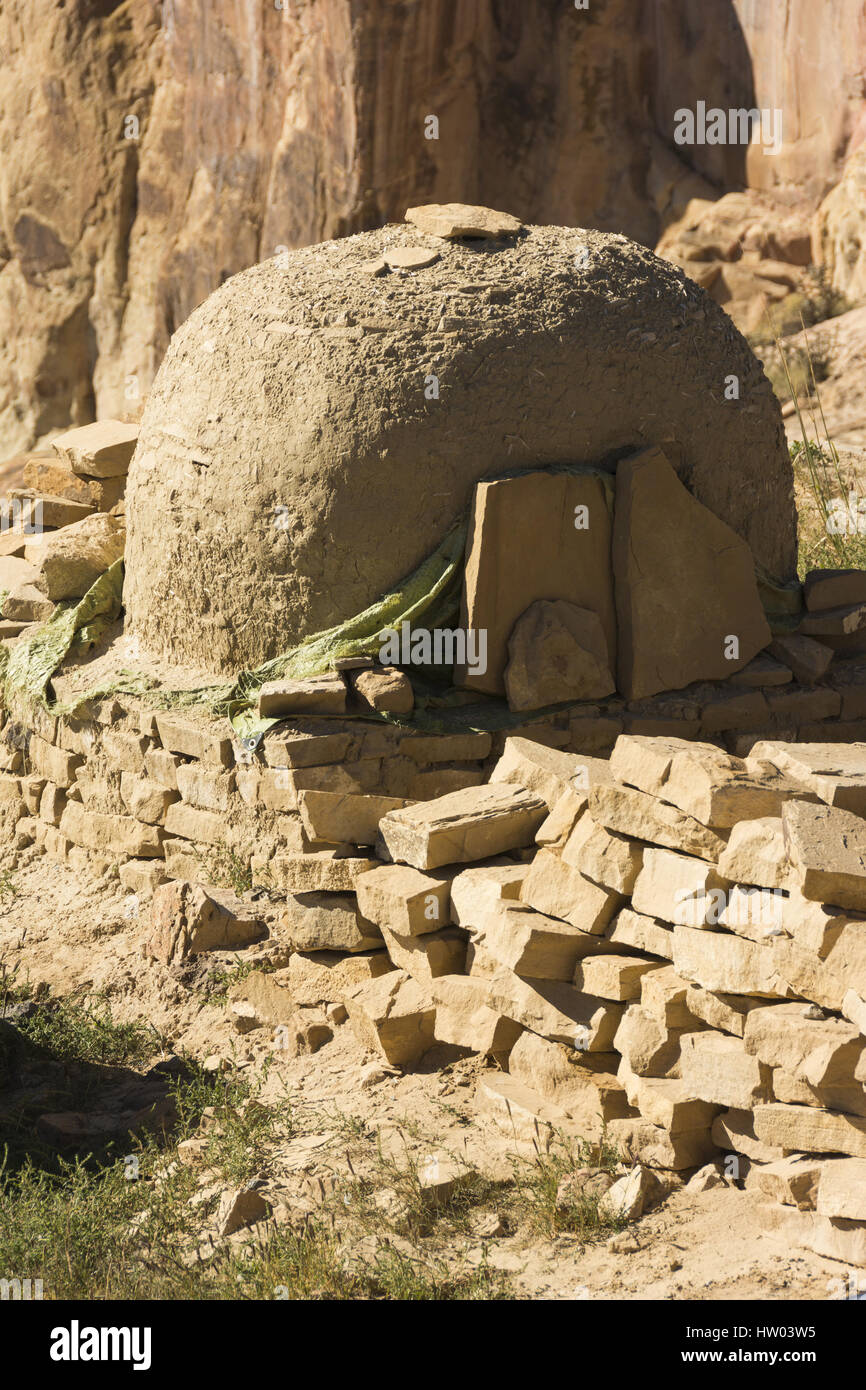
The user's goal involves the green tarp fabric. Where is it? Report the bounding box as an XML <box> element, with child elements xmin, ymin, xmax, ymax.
<box><xmin>220</xmin><ymin>518</ymin><xmax>468</xmax><ymax>742</ymax></box>
<box><xmin>0</xmin><ymin>523</ymin><xmax>470</xmax><ymax>742</ymax></box>
<box><xmin>0</xmin><ymin>463</ymin><xmax>794</xmax><ymax>742</ymax></box>
<box><xmin>1</xmin><ymin>559</ymin><xmax>125</xmax><ymax>711</ymax></box>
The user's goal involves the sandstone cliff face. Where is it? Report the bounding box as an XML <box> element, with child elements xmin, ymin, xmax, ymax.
<box><xmin>1</xmin><ymin>0</ymin><xmax>864</xmax><ymax>457</ymax></box>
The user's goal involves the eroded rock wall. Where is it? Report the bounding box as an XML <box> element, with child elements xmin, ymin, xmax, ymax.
<box><xmin>1</xmin><ymin>0</ymin><xmax>864</xmax><ymax>456</ymax></box>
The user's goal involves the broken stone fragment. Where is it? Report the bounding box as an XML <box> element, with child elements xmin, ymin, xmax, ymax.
<box><xmin>2</xmin><ymin>582</ymin><xmax>54</xmax><ymax>622</ymax></box>
<box><xmin>282</xmin><ymin>891</ymin><xmax>383</xmax><ymax>953</ymax></box>
<box><xmin>456</xmin><ymin>470</ymin><xmax>616</xmax><ymax>697</ymax></box>
<box><xmin>767</xmin><ymin>633</ymin><xmax>833</xmax><ymax>684</ymax></box>
<box><xmin>416</xmin><ymin>1152</ymin><xmax>475</xmax><ymax>1207</ymax></box>
<box><xmin>561</xmin><ymin>814</ymin><xmax>643</xmax><ymax>894</ymax></box>
<box><xmin>751</xmin><ymin>740</ymin><xmax>866</xmax><ymax>815</ymax></box>
<box><xmin>490</xmin><ymin>735</ymin><xmax>613</xmax><ymax>812</ymax></box>
<box><xmin>778</xmin><ymin>889</ymin><xmax>845</xmax><ymax>956</ymax></box>
<box><xmin>612</xmin><ymin>446</ymin><xmax>771</xmax><ymax>699</ymax></box>
<box><xmin>678</xmin><ymin>1030</ymin><xmax>773</xmax><ymax>1108</ymax></box>
<box><xmin>610</xmin><ymin>734</ymin><xmax>803</xmax><ymax>828</ymax></box>
<box><xmin>598</xmin><ymin>1164</ymin><xmax>660</xmax><ymax>1220</ymax></box>
<box><xmin>745</xmin><ymin>1155</ymin><xmax>823</xmax><ymax>1210</ymax></box>
<box><xmin>145</xmin><ymin>880</ymin><xmax>266</xmax><ymax>964</ymax></box>
<box><xmin>604</xmin><ymin>1116</ymin><xmax>718</xmax><ymax>1171</ymax></box>
<box><xmin>743</xmin><ymin>1002</ymin><xmax>865</xmax><ymax>1088</ymax></box>
<box><xmin>378</xmin><ymin>783</ymin><xmax>546</xmax><ymax>870</ymax></box>
<box><xmin>343</xmin><ymin>969</ymin><xmax>436</xmax><ymax>1066</ymax></box>
<box><xmin>711</xmin><ymin>1108</ymin><xmax>786</xmax><ymax>1164</ymax></box>
<box><xmin>717</xmin><ymin>817</ymin><xmax>792</xmax><ymax>890</ymax></box>
<box><xmin>684</xmin><ymin>985</ymin><xmax>763</xmax><ymax>1038</ymax></box>
<box><xmin>382</xmin><ymin>246</ymin><xmax>440</xmax><ymax>270</ymax></box>
<box><xmin>609</xmin><ymin>734</ymin><xmax>695</xmax><ymax>797</ymax></box>
<box><xmin>483</xmin><ymin>966</ymin><xmax>623</xmax><ymax>1048</ymax></box>
<box><xmin>474</xmin><ymin>1073</ymin><xmax>571</xmax><ymax>1146</ymax></box>
<box><xmin>617</xmin><ymin>1064</ymin><xmax>718</xmax><ymax>1133</ymax></box>
<box><xmin>119</xmin><ymin>859</ymin><xmax>167</xmax><ymax>898</ymax></box>
<box><xmin>356</xmin><ymin>862</ymin><xmax>453</xmax><ymax>935</ymax></box>
<box><xmin>23</xmin><ymin>456</ymin><xmax>126</xmax><ymax>510</ymax></box>
<box><xmin>404</xmin><ymin>203</ymin><xmax>523</xmax><ymax>238</ymax></box>
<box><xmin>449</xmin><ymin>863</ymin><xmax>526</xmax><ymax>927</ymax></box>
<box><xmin>257</xmin><ymin>673</ymin><xmax>347</xmax><ymax>718</ymax></box>
<box><xmin>686</xmin><ymin>1162</ymin><xmax>729</xmax><ymax>1194</ymax></box>
<box><xmin>270</xmin><ymin>1007</ymin><xmax>333</xmax><ymax>1056</ymax></box>
<box><xmin>504</xmin><ymin>599</ymin><xmax>615</xmax><ymax>710</ymax></box>
<box><xmin>588</xmin><ymin>783</ymin><xmax>725</xmax><ymax>861</ymax></box>
<box><xmin>782</xmin><ymin>799</ymin><xmax>866</xmax><ymax>910</ymax></box>
<box><xmin>8</xmin><ymin>489</ymin><xmax>94</xmax><ymax>529</ymax></box>
<box><xmin>352</xmin><ymin>666</ymin><xmax>413</xmax><ymax>716</ymax></box>
<box><xmin>613</xmin><ymin>1004</ymin><xmax>682</xmax><ymax>1077</ymax></box>
<box><xmin>804</xmin><ymin>568</ymin><xmax>866</xmax><ymax>612</ymax></box>
<box><xmin>216</xmin><ymin>1184</ymin><xmax>271</xmax><ymax>1237</ymax></box>
<box><xmin>631</xmin><ymin>845</ymin><xmax>728</xmax><ymax>926</ymax></box>
<box><xmin>378</xmin><ymin>921</ymin><xmax>466</xmax><ymax>982</ymax></box>
<box><xmin>24</xmin><ymin>512</ymin><xmax>125</xmax><ymax>600</ymax></box>
<box><xmin>520</xmin><ymin>848</ymin><xmax>623</xmax><ymax>932</ymax></box>
<box><xmin>119</xmin><ymin>773</ymin><xmax>178</xmax><ymax>825</ymax></box>
<box><xmin>640</xmin><ymin>965</ymin><xmax>696</xmax><ymax>1028</ymax></box>
<box><xmin>606</xmin><ymin>907</ymin><xmax>674</xmax><ymax>960</ymax></box>
<box><xmin>473</xmin><ymin>902</ymin><xmax>597</xmax><ymax>981</ymax></box>
<box><xmin>52</xmin><ymin>419</ymin><xmax>139</xmax><ymax>478</ymax></box>
<box><xmin>283</xmin><ymin>949</ymin><xmax>394</xmax><ymax>1006</ymax></box>
<box><xmin>225</xmin><ymin>973</ymin><xmax>333</xmax><ymax>1056</ymax></box>
<box><xmin>506</xmin><ymin>1031</ymin><xmax>630</xmax><ymax>1127</ymax></box>
<box><xmin>431</xmin><ymin>974</ymin><xmax>522</xmax><ymax>1060</ymax></box>
<box><xmin>298</xmin><ymin>789</ymin><xmax>412</xmax><ymax>846</ymax></box>
<box><xmin>729</xmin><ymin>653</ymin><xmax>792</xmax><ymax>687</ymax></box>
<box><xmin>573</xmin><ymin>953</ymin><xmax>662</xmax><ymax>1002</ymax></box>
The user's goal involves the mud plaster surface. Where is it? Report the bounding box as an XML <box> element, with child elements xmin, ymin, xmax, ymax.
<box><xmin>124</xmin><ymin>222</ymin><xmax>795</xmax><ymax>677</ymax></box>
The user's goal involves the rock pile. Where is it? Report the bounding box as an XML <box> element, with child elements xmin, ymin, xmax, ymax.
<box><xmin>224</xmin><ymin>732</ymin><xmax>866</xmax><ymax>1264</ymax></box>
<box><xmin>0</xmin><ymin>420</ymin><xmax>131</xmax><ymax>635</ymax></box>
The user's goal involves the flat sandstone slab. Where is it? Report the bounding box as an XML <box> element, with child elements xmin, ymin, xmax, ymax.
<box><xmin>258</xmin><ymin>674</ymin><xmax>347</xmax><ymax>718</ymax></box>
<box><xmin>612</xmin><ymin>447</ymin><xmax>770</xmax><ymax>699</ymax></box>
<box><xmin>456</xmin><ymin>469</ymin><xmax>615</xmax><ymax>696</ymax></box>
<box><xmin>782</xmin><ymin>800</ymin><xmax>866</xmax><ymax>911</ymax></box>
<box><xmin>52</xmin><ymin>419</ymin><xmax>139</xmax><ymax>477</ymax></box>
<box><xmin>588</xmin><ymin>783</ymin><xmax>725</xmax><ymax>862</ymax></box>
<box><xmin>378</xmin><ymin>783</ymin><xmax>546</xmax><ymax>869</ymax></box>
<box><xmin>753</xmin><ymin>1102</ymin><xmax>866</xmax><ymax>1159</ymax></box>
<box><xmin>404</xmin><ymin>203</ymin><xmax>523</xmax><ymax>238</ymax></box>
